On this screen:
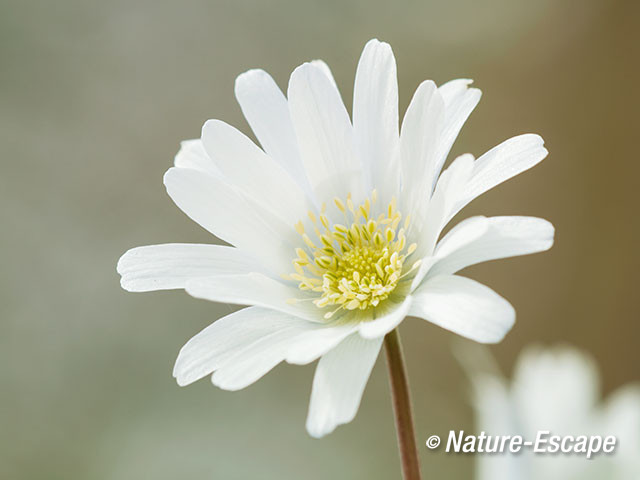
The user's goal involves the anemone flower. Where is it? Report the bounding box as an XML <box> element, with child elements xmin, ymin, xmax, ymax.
<box><xmin>118</xmin><ymin>39</ymin><xmax>554</xmax><ymax>479</ymax></box>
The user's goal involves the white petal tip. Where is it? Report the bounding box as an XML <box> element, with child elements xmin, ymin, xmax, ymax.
<box><xmin>305</xmin><ymin>404</ymin><xmax>359</xmax><ymax>438</ymax></box>
<box><xmin>172</xmin><ymin>367</ymin><xmax>195</xmax><ymax>387</ymax></box>
<box><xmin>443</xmin><ymin>78</ymin><xmax>475</xmax><ymax>89</ymax></box>
<box><xmin>118</xmin><ymin>279</ymin><xmax>136</xmax><ymax>293</ymax></box>
<box><xmin>454</xmin><ymin>152</ymin><xmax>476</xmax><ymax>169</ymax></box>
<box><xmin>306</xmin><ymin>427</ymin><xmax>331</xmax><ymax>439</ymax></box>
<box><xmin>543</xmin><ymin>222</ymin><xmax>556</xmax><ymax>248</ymax></box>
<box><xmin>523</xmin><ymin>133</ymin><xmax>546</xmax><ymax>147</ymax></box>
<box><xmin>211</xmin><ymin>375</ymin><xmax>245</xmax><ymax>392</ymax></box>
<box><xmin>234</xmin><ymin>69</ymin><xmax>276</xmax><ymax>98</ymax></box>
<box><xmin>236</xmin><ymin>68</ymin><xmax>268</xmax><ymax>82</ymax></box>
<box><xmin>115</xmin><ymin>256</ymin><xmax>126</xmax><ymax>275</ymax></box>
<box><xmin>365</xmin><ymin>38</ymin><xmax>391</xmax><ymax>49</ymax></box>
<box><xmin>172</xmin><ymin>364</ymin><xmax>191</xmax><ymax>387</ymax></box>
<box><xmin>527</xmin><ymin>217</ymin><xmax>556</xmax><ymax>252</ymax></box>
<box><xmin>305</xmin><ymin>419</ymin><xmax>344</xmax><ymax>439</ymax></box>
<box><xmin>541</xmin><ymin>146</ymin><xmax>549</xmax><ymax>158</ymax></box>
<box><xmin>174</xmin><ymin>377</ymin><xmax>190</xmax><ymax>387</ymax></box>
<box><xmin>201</xmin><ymin>118</ymin><xmax>227</xmax><ymax>140</ymax></box>
<box><xmin>162</xmin><ymin>167</ymin><xmax>176</xmax><ymax>187</ymax></box>
<box><xmin>116</xmin><ymin>250</ymin><xmax>145</xmax><ymax>292</ymax></box>
<box><xmin>416</xmin><ymin>78</ymin><xmax>438</xmax><ymax>91</ymax></box>
<box><xmin>305</xmin><ymin>427</ymin><xmax>324</xmax><ymax>439</ymax></box>
<box><xmin>476</xmin><ymin>309</ymin><xmax>516</xmax><ymax>345</ymax></box>
<box><xmin>284</xmin><ymin>353</ymin><xmax>312</xmax><ymax>365</ymax></box>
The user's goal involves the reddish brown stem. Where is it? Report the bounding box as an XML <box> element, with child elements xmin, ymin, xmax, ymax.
<box><xmin>384</xmin><ymin>328</ymin><xmax>422</xmax><ymax>480</ymax></box>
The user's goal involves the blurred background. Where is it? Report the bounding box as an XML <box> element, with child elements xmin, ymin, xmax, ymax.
<box><xmin>1</xmin><ymin>0</ymin><xmax>639</xmax><ymax>478</ymax></box>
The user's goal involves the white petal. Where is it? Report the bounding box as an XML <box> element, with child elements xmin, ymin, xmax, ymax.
<box><xmin>357</xmin><ymin>296</ymin><xmax>412</xmax><ymax>339</ymax></box>
<box><xmin>285</xmin><ymin>322</ymin><xmax>359</xmax><ymax>365</ymax></box>
<box><xmin>428</xmin><ymin>216</ymin><xmax>555</xmax><ymax>277</ymax></box>
<box><xmin>453</xmin><ymin>134</ymin><xmax>548</xmax><ymax>216</ymax></box>
<box><xmin>212</xmin><ymin>320</ymin><xmax>360</xmax><ymax>391</ymax></box>
<box><xmin>438</xmin><ymin>78</ymin><xmax>475</xmax><ymax>103</ymax></box>
<box><xmin>163</xmin><ymin>167</ymin><xmax>292</xmax><ymax>273</ymax></box>
<box><xmin>353</xmin><ymin>39</ymin><xmax>399</xmax><ymax>197</ymax></box>
<box><xmin>409</xmin><ymin>275</ymin><xmax>515</xmax><ymax>343</ymax></box>
<box><xmin>432</xmin><ymin>216</ymin><xmax>489</xmax><ymax>260</ymax></box>
<box><xmin>288</xmin><ymin>62</ymin><xmax>364</xmax><ymax>203</ymax></box>
<box><xmin>117</xmin><ymin>243</ymin><xmax>262</xmax><ymax>292</ymax></box>
<box><xmin>173</xmin><ymin>139</ymin><xmax>221</xmax><ymax>177</ymax></box>
<box><xmin>410</xmin><ymin>216</ymin><xmax>489</xmax><ymax>290</ymax></box>
<box><xmin>174</xmin><ymin>306</ymin><xmax>358</xmax><ymax>390</ymax></box>
<box><xmin>173</xmin><ymin>306</ymin><xmax>306</xmax><ymax>386</ymax></box>
<box><xmin>234</xmin><ymin>69</ymin><xmax>310</xmax><ymax>192</ymax></box>
<box><xmin>431</xmin><ymin>79</ymin><xmax>482</xmax><ymax>190</ymax></box>
<box><xmin>411</xmin><ymin>153</ymin><xmax>475</xmax><ymax>258</ymax></box>
<box><xmin>201</xmin><ymin>119</ymin><xmax>313</xmax><ymax>225</ymax></box>
<box><xmin>211</xmin><ymin>319</ymin><xmax>360</xmax><ymax>391</ymax></box>
<box><xmin>399</xmin><ymin>80</ymin><xmax>444</xmax><ymax>216</ymax></box>
<box><xmin>309</xmin><ymin>59</ymin><xmax>337</xmax><ymax>89</ymax></box>
<box><xmin>306</xmin><ymin>334</ymin><xmax>383</xmax><ymax>438</ymax></box>
<box><xmin>211</xmin><ymin>321</ymin><xmax>317</xmax><ymax>391</ymax></box>
<box><xmin>184</xmin><ymin>273</ymin><xmax>321</xmax><ymax>322</ymax></box>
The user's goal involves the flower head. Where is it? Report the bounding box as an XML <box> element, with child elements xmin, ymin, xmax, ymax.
<box><xmin>117</xmin><ymin>39</ymin><xmax>554</xmax><ymax>437</ymax></box>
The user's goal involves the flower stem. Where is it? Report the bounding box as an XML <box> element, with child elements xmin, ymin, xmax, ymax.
<box><xmin>384</xmin><ymin>328</ymin><xmax>422</xmax><ymax>480</ymax></box>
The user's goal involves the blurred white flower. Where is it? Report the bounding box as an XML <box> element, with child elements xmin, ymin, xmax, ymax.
<box><xmin>117</xmin><ymin>39</ymin><xmax>554</xmax><ymax>437</ymax></box>
<box><xmin>470</xmin><ymin>346</ymin><xmax>640</xmax><ymax>480</ymax></box>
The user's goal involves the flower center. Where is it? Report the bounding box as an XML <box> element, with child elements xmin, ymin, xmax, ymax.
<box><xmin>289</xmin><ymin>191</ymin><xmax>420</xmax><ymax>319</ymax></box>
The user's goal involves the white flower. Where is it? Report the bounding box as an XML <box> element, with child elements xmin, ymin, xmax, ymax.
<box><xmin>469</xmin><ymin>346</ymin><xmax>640</xmax><ymax>480</ymax></box>
<box><xmin>117</xmin><ymin>39</ymin><xmax>554</xmax><ymax>437</ymax></box>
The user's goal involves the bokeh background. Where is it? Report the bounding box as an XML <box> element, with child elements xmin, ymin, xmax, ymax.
<box><xmin>2</xmin><ymin>0</ymin><xmax>639</xmax><ymax>478</ymax></box>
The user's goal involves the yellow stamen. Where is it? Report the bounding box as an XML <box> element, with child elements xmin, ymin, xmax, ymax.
<box><xmin>289</xmin><ymin>192</ymin><xmax>419</xmax><ymax>320</ymax></box>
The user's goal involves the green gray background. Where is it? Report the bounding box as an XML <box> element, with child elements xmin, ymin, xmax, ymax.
<box><xmin>2</xmin><ymin>0</ymin><xmax>639</xmax><ymax>478</ymax></box>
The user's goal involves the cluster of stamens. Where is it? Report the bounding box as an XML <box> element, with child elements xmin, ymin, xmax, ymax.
<box><xmin>287</xmin><ymin>191</ymin><xmax>420</xmax><ymax>320</ymax></box>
